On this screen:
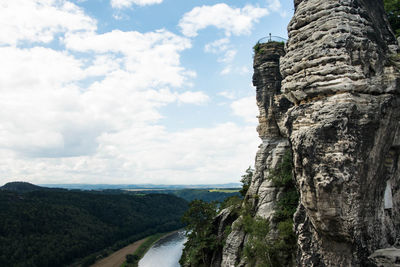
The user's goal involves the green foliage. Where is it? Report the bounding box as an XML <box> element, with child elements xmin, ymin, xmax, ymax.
<box><xmin>243</xmin><ymin>149</ymin><xmax>298</xmax><ymax>267</ymax></box>
<box><xmin>267</xmin><ymin>150</ymin><xmax>293</xmax><ymax>187</ymax></box>
<box><xmin>220</xmin><ymin>195</ymin><xmax>242</xmax><ymax>210</ymax></box>
<box><xmin>125</xmin><ymin>254</ymin><xmax>138</xmax><ymax>264</ymax></box>
<box><xmin>243</xmin><ymin>216</ymin><xmax>271</xmax><ymax>267</ymax></box>
<box><xmin>81</xmin><ymin>254</ymin><xmax>97</xmax><ymax>267</ymax></box>
<box><xmin>253</xmin><ymin>42</ymin><xmax>263</xmax><ymax>55</ymax></box>
<box><xmin>182</xmin><ymin>200</ymin><xmax>217</xmax><ymax>232</ymax></box>
<box><xmin>240</xmin><ymin>166</ymin><xmax>254</xmax><ymax>197</ymax></box>
<box><xmin>0</xmin><ymin>190</ymin><xmax>187</xmax><ymax>267</ymax></box>
<box><xmin>273</xmin><ymin>190</ymin><xmax>299</xmax><ymax>223</ymax></box>
<box><xmin>125</xmin><ymin>188</ymin><xmax>240</xmax><ymax>203</ymax></box>
<box><xmin>179</xmin><ymin>150</ymin><xmax>298</xmax><ymax>267</ymax></box>
<box><xmin>172</xmin><ymin>189</ymin><xmax>240</xmax><ymax>203</ymax></box>
<box><xmin>180</xmin><ymin>200</ymin><xmax>218</xmax><ymax>266</ymax></box>
<box><xmin>384</xmin><ymin>0</ymin><xmax>400</xmax><ymax>37</ymax></box>
<box><xmin>253</xmin><ymin>41</ymin><xmax>284</xmax><ymax>56</ymax></box>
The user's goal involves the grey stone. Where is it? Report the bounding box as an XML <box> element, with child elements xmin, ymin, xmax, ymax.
<box><xmin>281</xmin><ymin>0</ymin><xmax>400</xmax><ymax>265</ymax></box>
<box><xmin>212</xmin><ymin>1</ymin><xmax>400</xmax><ymax>266</ymax></box>
<box><xmin>369</xmin><ymin>248</ymin><xmax>400</xmax><ymax>267</ymax></box>
<box><xmin>220</xmin><ymin>42</ymin><xmax>294</xmax><ymax>267</ymax></box>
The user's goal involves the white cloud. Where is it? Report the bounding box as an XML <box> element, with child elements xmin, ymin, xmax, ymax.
<box><xmin>218</xmin><ymin>91</ymin><xmax>236</xmax><ymax>100</ymax></box>
<box><xmin>112</xmin><ymin>12</ymin><xmax>129</xmax><ymax>20</ymax></box>
<box><xmin>204</xmin><ymin>38</ymin><xmax>230</xmax><ymax>53</ymax></box>
<box><xmin>0</xmin><ymin>46</ymin><xmax>84</xmax><ymax>89</ymax></box>
<box><xmin>221</xmin><ymin>66</ymin><xmax>232</xmax><ymax>75</ymax></box>
<box><xmin>0</xmin><ymin>0</ymin><xmax>261</xmax><ymax>185</ymax></box>
<box><xmin>267</xmin><ymin>0</ymin><xmax>281</xmax><ymax>12</ymax></box>
<box><xmin>179</xmin><ymin>3</ymin><xmax>268</xmax><ymax>37</ymax></box>
<box><xmin>111</xmin><ymin>0</ymin><xmax>163</xmax><ymax>9</ymax></box>
<box><xmin>266</xmin><ymin>0</ymin><xmax>288</xmax><ymax>17</ymax></box>
<box><xmin>177</xmin><ymin>91</ymin><xmax>209</xmax><ymax>105</ymax></box>
<box><xmin>280</xmin><ymin>10</ymin><xmax>288</xmax><ymax>18</ymax></box>
<box><xmin>239</xmin><ymin>66</ymin><xmax>251</xmax><ymax>74</ymax></box>
<box><xmin>64</xmin><ymin>29</ymin><xmax>192</xmax><ymax>88</ymax></box>
<box><xmin>220</xmin><ymin>65</ymin><xmax>251</xmax><ymax>76</ymax></box>
<box><xmin>231</xmin><ymin>96</ymin><xmax>258</xmax><ymax>123</ymax></box>
<box><xmin>0</xmin><ymin>122</ymin><xmax>259</xmax><ymax>185</ymax></box>
<box><xmin>205</xmin><ymin>38</ymin><xmax>237</xmax><ymax>72</ymax></box>
<box><xmin>219</xmin><ymin>49</ymin><xmax>237</xmax><ymax>63</ymax></box>
<box><xmin>0</xmin><ymin>0</ymin><xmax>96</xmax><ymax>46</ymax></box>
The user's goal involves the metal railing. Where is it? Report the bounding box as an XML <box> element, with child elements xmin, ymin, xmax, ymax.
<box><xmin>257</xmin><ymin>33</ymin><xmax>287</xmax><ymax>44</ymax></box>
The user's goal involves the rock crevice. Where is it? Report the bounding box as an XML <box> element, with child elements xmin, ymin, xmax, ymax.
<box><xmin>281</xmin><ymin>0</ymin><xmax>400</xmax><ymax>265</ymax></box>
<box><xmin>212</xmin><ymin>0</ymin><xmax>400</xmax><ymax>266</ymax></box>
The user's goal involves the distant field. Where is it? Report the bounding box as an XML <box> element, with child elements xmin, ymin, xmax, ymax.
<box><xmin>208</xmin><ymin>189</ymin><xmax>240</xmax><ymax>193</ymax></box>
<box><xmin>124</xmin><ymin>189</ymin><xmax>167</xmax><ymax>191</ymax></box>
<box><xmin>123</xmin><ymin>188</ymin><xmax>241</xmax><ymax>203</ymax></box>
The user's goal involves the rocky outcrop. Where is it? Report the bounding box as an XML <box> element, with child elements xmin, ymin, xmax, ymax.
<box><xmin>209</xmin><ymin>206</ymin><xmax>240</xmax><ymax>267</ymax></box>
<box><xmin>281</xmin><ymin>0</ymin><xmax>400</xmax><ymax>266</ymax></box>
<box><xmin>369</xmin><ymin>247</ymin><xmax>400</xmax><ymax>267</ymax></box>
<box><xmin>220</xmin><ymin>42</ymin><xmax>294</xmax><ymax>267</ymax></box>
<box><xmin>207</xmin><ymin>1</ymin><xmax>400</xmax><ymax>266</ymax></box>
<box><xmin>281</xmin><ymin>0</ymin><xmax>399</xmax><ymax>104</ymax></box>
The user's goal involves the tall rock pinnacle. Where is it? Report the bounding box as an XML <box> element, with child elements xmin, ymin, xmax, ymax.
<box><xmin>189</xmin><ymin>1</ymin><xmax>400</xmax><ymax>266</ymax></box>
<box><xmin>281</xmin><ymin>0</ymin><xmax>400</xmax><ymax>265</ymax></box>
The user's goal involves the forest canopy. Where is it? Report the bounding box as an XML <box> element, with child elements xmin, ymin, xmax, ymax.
<box><xmin>0</xmin><ymin>189</ymin><xmax>187</xmax><ymax>267</ymax></box>
<box><xmin>384</xmin><ymin>0</ymin><xmax>400</xmax><ymax>36</ymax></box>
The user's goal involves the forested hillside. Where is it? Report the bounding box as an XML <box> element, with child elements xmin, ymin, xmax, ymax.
<box><xmin>125</xmin><ymin>188</ymin><xmax>240</xmax><ymax>203</ymax></box>
<box><xmin>0</xmin><ymin>189</ymin><xmax>187</xmax><ymax>267</ymax></box>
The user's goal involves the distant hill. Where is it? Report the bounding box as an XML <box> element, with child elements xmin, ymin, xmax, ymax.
<box><xmin>39</xmin><ymin>183</ymin><xmax>241</xmax><ymax>190</ymax></box>
<box><xmin>123</xmin><ymin>188</ymin><xmax>241</xmax><ymax>203</ymax></box>
<box><xmin>0</xmin><ymin>181</ymin><xmax>54</xmax><ymax>192</ymax></box>
<box><xmin>0</xmin><ymin>189</ymin><xmax>187</xmax><ymax>267</ymax></box>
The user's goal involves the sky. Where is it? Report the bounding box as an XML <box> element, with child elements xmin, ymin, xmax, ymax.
<box><xmin>0</xmin><ymin>0</ymin><xmax>293</xmax><ymax>185</ymax></box>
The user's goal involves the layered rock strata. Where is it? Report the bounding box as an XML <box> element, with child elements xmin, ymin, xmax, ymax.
<box><xmin>211</xmin><ymin>1</ymin><xmax>400</xmax><ymax>266</ymax></box>
<box><xmin>280</xmin><ymin>0</ymin><xmax>400</xmax><ymax>265</ymax></box>
<box><xmin>221</xmin><ymin>42</ymin><xmax>293</xmax><ymax>267</ymax></box>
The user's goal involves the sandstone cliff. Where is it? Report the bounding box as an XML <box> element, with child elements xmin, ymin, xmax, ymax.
<box><xmin>219</xmin><ymin>42</ymin><xmax>297</xmax><ymax>267</ymax></box>
<box><xmin>214</xmin><ymin>0</ymin><xmax>400</xmax><ymax>266</ymax></box>
<box><xmin>281</xmin><ymin>0</ymin><xmax>400</xmax><ymax>265</ymax></box>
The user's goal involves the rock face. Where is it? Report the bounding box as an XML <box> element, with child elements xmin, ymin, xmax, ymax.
<box><xmin>280</xmin><ymin>0</ymin><xmax>400</xmax><ymax>266</ymax></box>
<box><xmin>220</xmin><ymin>42</ymin><xmax>293</xmax><ymax>267</ymax></box>
<box><xmin>281</xmin><ymin>0</ymin><xmax>398</xmax><ymax>104</ymax></box>
<box><xmin>211</xmin><ymin>1</ymin><xmax>400</xmax><ymax>266</ymax></box>
<box><xmin>209</xmin><ymin>206</ymin><xmax>241</xmax><ymax>267</ymax></box>
<box><xmin>368</xmin><ymin>247</ymin><xmax>400</xmax><ymax>267</ymax></box>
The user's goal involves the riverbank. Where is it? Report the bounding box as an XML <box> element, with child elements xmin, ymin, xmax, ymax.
<box><xmin>90</xmin><ymin>238</ymin><xmax>147</xmax><ymax>267</ymax></box>
<box><xmin>138</xmin><ymin>230</ymin><xmax>187</xmax><ymax>267</ymax></box>
<box><xmin>121</xmin><ymin>230</ymin><xmax>180</xmax><ymax>267</ymax></box>
<box><xmin>90</xmin><ymin>230</ymin><xmax>179</xmax><ymax>267</ymax></box>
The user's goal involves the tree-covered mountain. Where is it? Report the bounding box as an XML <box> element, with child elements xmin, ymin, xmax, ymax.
<box><xmin>124</xmin><ymin>188</ymin><xmax>240</xmax><ymax>203</ymax></box>
<box><xmin>0</xmin><ymin>181</ymin><xmax>56</xmax><ymax>192</ymax></box>
<box><xmin>0</xmin><ymin>187</ymin><xmax>187</xmax><ymax>267</ymax></box>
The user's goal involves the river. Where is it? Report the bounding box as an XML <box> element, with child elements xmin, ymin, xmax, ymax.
<box><xmin>139</xmin><ymin>230</ymin><xmax>187</xmax><ymax>267</ymax></box>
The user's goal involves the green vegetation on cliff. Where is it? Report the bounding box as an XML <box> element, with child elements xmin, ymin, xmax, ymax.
<box><xmin>0</xmin><ymin>189</ymin><xmax>187</xmax><ymax>267</ymax></box>
<box><xmin>243</xmin><ymin>150</ymin><xmax>298</xmax><ymax>267</ymax></box>
<box><xmin>179</xmin><ymin>170</ymin><xmax>251</xmax><ymax>266</ymax></box>
<box><xmin>179</xmin><ymin>200</ymin><xmax>219</xmax><ymax>266</ymax></box>
<box><xmin>180</xmin><ymin>150</ymin><xmax>298</xmax><ymax>267</ymax></box>
<box><xmin>384</xmin><ymin>0</ymin><xmax>400</xmax><ymax>36</ymax></box>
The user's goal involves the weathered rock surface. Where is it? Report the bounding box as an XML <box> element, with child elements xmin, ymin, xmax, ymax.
<box><xmin>281</xmin><ymin>0</ymin><xmax>399</xmax><ymax>104</ymax></box>
<box><xmin>281</xmin><ymin>0</ymin><xmax>400</xmax><ymax>266</ymax></box>
<box><xmin>209</xmin><ymin>206</ymin><xmax>240</xmax><ymax>267</ymax></box>
<box><xmin>220</xmin><ymin>42</ymin><xmax>293</xmax><ymax>267</ymax></box>
<box><xmin>211</xmin><ymin>1</ymin><xmax>400</xmax><ymax>266</ymax></box>
<box><xmin>369</xmin><ymin>247</ymin><xmax>400</xmax><ymax>267</ymax></box>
